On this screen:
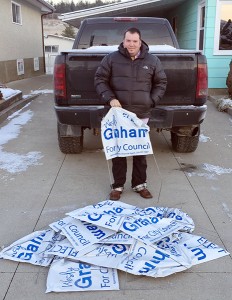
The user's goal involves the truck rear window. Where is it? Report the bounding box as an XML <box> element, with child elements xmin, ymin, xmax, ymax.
<box><xmin>76</xmin><ymin>23</ymin><xmax>175</xmax><ymax>49</ymax></box>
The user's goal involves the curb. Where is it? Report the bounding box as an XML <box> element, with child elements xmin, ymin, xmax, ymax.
<box><xmin>0</xmin><ymin>94</ymin><xmax>40</xmax><ymax>124</ymax></box>
<box><xmin>0</xmin><ymin>91</ymin><xmax>22</xmax><ymax>111</ymax></box>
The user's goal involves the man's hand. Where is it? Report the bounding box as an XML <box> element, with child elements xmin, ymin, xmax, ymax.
<box><xmin>110</xmin><ymin>99</ymin><xmax>122</xmax><ymax>107</ymax></box>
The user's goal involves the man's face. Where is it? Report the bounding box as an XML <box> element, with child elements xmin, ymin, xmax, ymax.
<box><xmin>123</xmin><ymin>31</ymin><xmax>141</xmax><ymax>57</ymax></box>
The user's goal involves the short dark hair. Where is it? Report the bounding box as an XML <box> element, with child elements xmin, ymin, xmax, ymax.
<box><xmin>124</xmin><ymin>27</ymin><xmax>141</xmax><ymax>39</ymax></box>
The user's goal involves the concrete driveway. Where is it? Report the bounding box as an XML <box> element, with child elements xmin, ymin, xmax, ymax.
<box><xmin>0</xmin><ymin>76</ymin><xmax>232</xmax><ymax>299</ymax></box>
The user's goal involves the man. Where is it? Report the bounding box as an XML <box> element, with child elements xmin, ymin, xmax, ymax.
<box><xmin>95</xmin><ymin>28</ymin><xmax>167</xmax><ymax>200</ymax></box>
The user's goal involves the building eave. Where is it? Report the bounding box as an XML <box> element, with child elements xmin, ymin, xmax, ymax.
<box><xmin>25</xmin><ymin>0</ymin><xmax>55</xmax><ymax>14</ymax></box>
<box><xmin>59</xmin><ymin>0</ymin><xmax>186</xmax><ymax>28</ymax></box>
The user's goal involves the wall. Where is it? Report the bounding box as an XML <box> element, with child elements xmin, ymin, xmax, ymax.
<box><xmin>169</xmin><ymin>0</ymin><xmax>231</xmax><ymax>89</ymax></box>
<box><xmin>204</xmin><ymin>0</ymin><xmax>231</xmax><ymax>88</ymax></box>
<box><xmin>44</xmin><ymin>35</ymin><xmax>74</xmax><ymax>74</ymax></box>
<box><xmin>0</xmin><ymin>0</ymin><xmax>46</xmax><ymax>83</ymax></box>
<box><xmin>169</xmin><ymin>0</ymin><xmax>199</xmax><ymax>49</ymax></box>
<box><xmin>44</xmin><ymin>35</ymin><xmax>74</xmax><ymax>51</ymax></box>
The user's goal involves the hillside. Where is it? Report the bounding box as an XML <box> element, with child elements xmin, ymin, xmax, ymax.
<box><xmin>43</xmin><ymin>18</ymin><xmax>78</xmax><ymax>36</ymax></box>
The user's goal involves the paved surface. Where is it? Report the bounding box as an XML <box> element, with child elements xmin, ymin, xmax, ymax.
<box><xmin>0</xmin><ymin>75</ymin><xmax>52</xmax><ymax>123</ymax></box>
<box><xmin>0</xmin><ymin>75</ymin><xmax>232</xmax><ymax>299</ymax></box>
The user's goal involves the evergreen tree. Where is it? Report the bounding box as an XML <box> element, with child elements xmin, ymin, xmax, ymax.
<box><xmin>61</xmin><ymin>24</ymin><xmax>75</xmax><ymax>38</ymax></box>
<box><xmin>70</xmin><ymin>0</ymin><xmax>76</xmax><ymax>11</ymax></box>
<box><xmin>48</xmin><ymin>0</ymin><xmax>120</xmax><ymax>13</ymax></box>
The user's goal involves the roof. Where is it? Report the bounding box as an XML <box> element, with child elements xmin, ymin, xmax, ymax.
<box><xmin>25</xmin><ymin>0</ymin><xmax>54</xmax><ymax>14</ymax></box>
<box><xmin>59</xmin><ymin>0</ymin><xmax>186</xmax><ymax>28</ymax></box>
<box><xmin>44</xmin><ymin>34</ymin><xmax>75</xmax><ymax>41</ymax></box>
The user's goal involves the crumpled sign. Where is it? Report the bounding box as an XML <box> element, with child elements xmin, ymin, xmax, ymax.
<box><xmin>46</xmin><ymin>258</ymin><xmax>119</xmax><ymax>292</ymax></box>
<box><xmin>0</xmin><ymin>200</ymin><xmax>229</xmax><ymax>293</ymax></box>
<box><xmin>101</xmin><ymin>107</ymin><xmax>153</xmax><ymax>160</ymax></box>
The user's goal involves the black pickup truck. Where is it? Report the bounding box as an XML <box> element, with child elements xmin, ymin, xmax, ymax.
<box><xmin>54</xmin><ymin>17</ymin><xmax>208</xmax><ymax>154</ymax></box>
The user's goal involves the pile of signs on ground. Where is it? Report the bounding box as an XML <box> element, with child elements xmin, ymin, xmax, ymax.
<box><xmin>0</xmin><ymin>200</ymin><xmax>229</xmax><ymax>293</ymax></box>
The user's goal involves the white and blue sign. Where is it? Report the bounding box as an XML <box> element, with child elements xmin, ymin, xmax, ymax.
<box><xmin>0</xmin><ymin>200</ymin><xmax>230</xmax><ymax>293</ymax></box>
<box><xmin>0</xmin><ymin>229</ymin><xmax>57</xmax><ymax>266</ymax></box>
<box><xmin>101</xmin><ymin>108</ymin><xmax>153</xmax><ymax>160</ymax></box>
<box><xmin>61</xmin><ymin>219</ymin><xmax>115</xmax><ymax>252</ymax></box>
<box><xmin>46</xmin><ymin>258</ymin><xmax>119</xmax><ymax>292</ymax></box>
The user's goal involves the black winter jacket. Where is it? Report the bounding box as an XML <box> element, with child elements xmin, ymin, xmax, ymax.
<box><xmin>94</xmin><ymin>41</ymin><xmax>167</xmax><ymax>118</ymax></box>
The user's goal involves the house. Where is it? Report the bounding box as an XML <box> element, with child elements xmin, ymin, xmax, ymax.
<box><xmin>59</xmin><ymin>0</ymin><xmax>232</xmax><ymax>92</ymax></box>
<box><xmin>0</xmin><ymin>0</ymin><xmax>54</xmax><ymax>83</ymax></box>
<box><xmin>44</xmin><ymin>34</ymin><xmax>74</xmax><ymax>74</ymax></box>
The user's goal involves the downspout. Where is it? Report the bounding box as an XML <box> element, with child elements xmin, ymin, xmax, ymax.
<box><xmin>41</xmin><ymin>11</ymin><xmax>54</xmax><ymax>74</ymax></box>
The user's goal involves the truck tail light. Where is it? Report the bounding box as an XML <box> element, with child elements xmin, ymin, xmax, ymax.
<box><xmin>196</xmin><ymin>62</ymin><xmax>208</xmax><ymax>101</ymax></box>
<box><xmin>54</xmin><ymin>63</ymin><xmax>66</xmax><ymax>101</ymax></box>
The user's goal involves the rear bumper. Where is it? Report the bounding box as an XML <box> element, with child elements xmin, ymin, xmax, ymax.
<box><xmin>55</xmin><ymin>104</ymin><xmax>207</xmax><ymax>129</ymax></box>
<box><xmin>149</xmin><ymin>104</ymin><xmax>207</xmax><ymax>128</ymax></box>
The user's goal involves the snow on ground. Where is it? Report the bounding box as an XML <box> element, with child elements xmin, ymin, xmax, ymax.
<box><xmin>0</xmin><ymin>86</ymin><xmax>53</xmax><ymax>101</ymax></box>
<box><xmin>0</xmin><ymin>88</ymin><xmax>21</xmax><ymax>100</ymax></box>
<box><xmin>23</xmin><ymin>89</ymin><xmax>53</xmax><ymax>99</ymax></box>
<box><xmin>186</xmin><ymin>163</ymin><xmax>232</xmax><ymax>180</ymax></box>
<box><xmin>215</xmin><ymin>97</ymin><xmax>232</xmax><ymax>112</ymax></box>
<box><xmin>0</xmin><ymin>109</ymin><xmax>43</xmax><ymax>174</ymax></box>
<box><xmin>199</xmin><ymin>133</ymin><xmax>211</xmax><ymax>142</ymax></box>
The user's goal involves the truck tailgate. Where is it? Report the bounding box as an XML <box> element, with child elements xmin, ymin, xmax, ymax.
<box><xmin>65</xmin><ymin>51</ymin><xmax>199</xmax><ymax>106</ymax></box>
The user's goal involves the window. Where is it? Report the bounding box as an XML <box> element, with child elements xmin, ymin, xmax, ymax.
<box><xmin>197</xmin><ymin>1</ymin><xmax>206</xmax><ymax>50</ymax></box>
<box><xmin>76</xmin><ymin>23</ymin><xmax>175</xmax><ymax>49</ymax></box>
<box><xmin>45</xmin><ymin>45</ymin><xmax>59</xmax><ymax>53</ymax></box>
<box><xmin>172</xmin><ymin>17</ymin><xmax>177</xmax><ymax>36</ymax></box>
<box><xmin>12</xmin><ymin>1</ymin><xmax>22</xmax><ymax>25</ymax></box>
<box><xmin>214</xmin><ymin>0</ymin><xmax>232</xmax><ymax>55</ymax></box>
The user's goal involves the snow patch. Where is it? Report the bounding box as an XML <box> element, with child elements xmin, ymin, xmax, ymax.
<box><xmin>0</xmin><ymin>110</ymin><xmax>33</xmax><ymax>146</ymax></box>
<box><xmin>23</xmin><ymin>89</ymin><xmax>53</xmax><ymax>99</ymax></box>
<box><xmin>0</xmin><ymin>150</ymin><xmax>43</xmax><ymax>174</ymax></box>
<box><xmin>199</xmin><ymin>134</ymin><xmax>211</xmax><ymax>143</ymax></box>
<box><xmin>65</xmin><ymin>44</ymin><xmax>197</xmax><ymax>54</ymax></box>
<box><xmin>187</xmin><ymin>163</ymin><xmax>232</xmax><ymax>179</ymax></box>
<box><xmin>31</xmin><ymin>89</ymin><xmax>53</xmax><ymax>95</ymax></box>
<box><xmin>7</xmin><ymin>103</ymin><xmax>31</xmax><ymax>120</ymax></box>
<box><xmin>0</xmin><ymin>110</ymin><xmax>43</xmax><ymax>174</ymax></box>
<box><xmin>222</xmin><ymin>203</ymin><xmax>232</xmax><ymax>220</ymax></box>
<box><xmin>215</xmin><ymin>97</ymin><xmax>232</xmax><ymax>112</ymax></box>
<box><xmin>0</xmin><ymin>88</ymin><xmax>21</xmax><ymax>100</ymax></box>
<box><xmin>202</xmin><ymin>163</ymin><xmax>232</xmax><ymax>175</ymax></box>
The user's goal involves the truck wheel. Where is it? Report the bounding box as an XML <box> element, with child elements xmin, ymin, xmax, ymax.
<box><xmin>171</xmin><ymin>132</ymin><xmax>199</xmax><ymax>153</ymax></box>
<box><xmin>57</xmin><ymin>125</ymin><xmax>83</xmax><ymax>154</ymax></box>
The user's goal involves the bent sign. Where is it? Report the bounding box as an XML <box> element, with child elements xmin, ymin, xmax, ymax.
<box><xmin>101</xmin><ymin>108</ymin><xmax>153</xmax><ymax>160</ymax></box>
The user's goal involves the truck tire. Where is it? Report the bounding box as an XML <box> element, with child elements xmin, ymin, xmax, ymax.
<box><xmin>171</xmin><ymin>132</ymin><xmax>199</xmax><ymax>153</ymax></box>
<box><xmin>57</xmin><ymin>125</ymin><xmax>83</xmax><ymax>154</ymax></box>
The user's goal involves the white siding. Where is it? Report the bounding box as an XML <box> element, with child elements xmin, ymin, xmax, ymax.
<box><xmin>44</xmin><ymin>35</ymin><xmax>74</xmax><ymax>74</ymax></box>
<box><xmin>0</xmin><ymin>0</ymin><xmax>43</xmax><ymax>61</ymax></box>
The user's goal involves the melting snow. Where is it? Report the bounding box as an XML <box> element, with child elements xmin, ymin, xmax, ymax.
<box><xmin>222</xmin><ymin>203</ymin><xmax>232</xmax><ymax>220</ymax></box>
<box><xmin>31</xmin><ymin>89</ymin><xmax>53</xmax><ymax>95</ymax></box>
<box><xmin>0</xmin><ymin>88</ymin><xmax>21</xmax><ymax>100</ymax></box>
<box><xmin>0</xmin><ymin>151</ymin><xmax>43</xmax><ymax>173</ymax></box>
<box><xmin>215</xmin><ymin>98</ymin><xmax>232</xmax><ymax>112</ymax></box>
<box><xmin>0</xmin><ymin>109</ymin><xmax>43</xmax><ymax>174</ymax></box>
<box><xmin>187</xmin><ymin>163</ymin><xmax>232</xmax><ymax>179</ymax></box>
<box><xmin>23</xmin><ymin>89</ymin><xmax>53</xmax><ymax>99</ymax></box>
<box><xmin>199</xmin><ymin>134</ymin><xmax>211</xmax><ymax>142</ymax></box>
